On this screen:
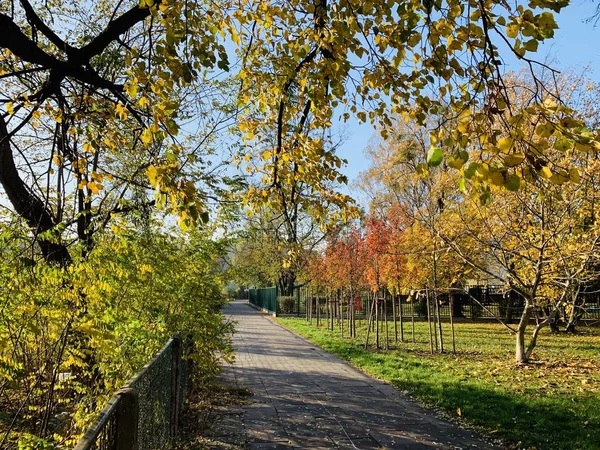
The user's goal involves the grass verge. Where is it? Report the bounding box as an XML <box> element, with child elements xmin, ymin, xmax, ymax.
<box><xmin>276</xmin><ymin>318</ymin><xmax>600</xmax><ymax>450</ymax></box>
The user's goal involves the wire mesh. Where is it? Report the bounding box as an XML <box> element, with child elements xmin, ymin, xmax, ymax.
<box><xmin>129</xmin><ymin>343</ymin><xmax>173</xmax><ymax>450</ymax></box>
<box><xmin>74</xmin><ymin>337</ymin><xmax>188</xmax><ymax>450</ymax></box>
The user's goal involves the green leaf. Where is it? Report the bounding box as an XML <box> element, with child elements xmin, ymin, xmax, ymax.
<box><xmin>463</xmin><ymin>162</ymin><xmax>478</xmax><ymax>179</ymax></box>
<box><xmin>523</xmin><ymin>39</ymin><xmax>538</xmax><ymax>52</ymax></box>
<box><xmin>426</xmin><ymin>147</ymin><xmax>444</xmax><ymax>167</ymax></box>
<box><xmin>504</xmin><ymin>154</ymin><xmax>524</xmax><ymax>167</ymax></box>
<box><xmin>505</xmin><ymin>174</ymin><xmax>520</xmax><ymax>191</ymax></box>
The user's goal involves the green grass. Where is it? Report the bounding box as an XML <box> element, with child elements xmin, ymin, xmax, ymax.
<box><xmin>276</xmin><ymin>317</ymin><xmax>600</xmax><ymax>450</ymax></box>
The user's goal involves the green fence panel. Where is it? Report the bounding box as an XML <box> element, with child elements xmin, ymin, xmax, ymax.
<box><xmin>248</xmin><ymin>286</ymin><xmax>278</xmax><ymax>314</ymax></box>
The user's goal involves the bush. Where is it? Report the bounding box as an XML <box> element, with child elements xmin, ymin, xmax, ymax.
<box><xmin>0</xmin><ymin>222</ymin><xmax>233</xmax><ymax>448</ymax></box>
<box><xmin>279</xmin><ymin>296</ymin><xmax>297</xmax><ymax>314</ymax></box>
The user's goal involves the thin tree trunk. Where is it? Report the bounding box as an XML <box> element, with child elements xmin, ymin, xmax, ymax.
<box><xmin>392</xmin><ymin>292</ymin><xmax>398</xmax><ymax>344</ymax></box>
<box><xmin>384</xmin><ymin>290</ymin><xmax>389</xmax><ymax>350</ymax></box>
<box><xmin>399</xmin><ymin>293</ymin><xmax>404</xmax><ymax>342</ymax></box>
<box><xmin>316</xmin><ymin>294</ymin><xmax>320</xmax><ymax>327</ymax></box>
<box><xmin>515</xmin><ymin>305</ymin><xmax>532</xmax><ymax>364</ymax></box>
<box><xmin>426</xmin><ymin>288</ymin><xmax>434</xmax><ymax>354</ymax></box>
<box><xmin>327</xmin><ymin>291</ymin><xmax>331</xmax><ymax>330</ymax></box>
<box><xmin>525</xmin><ymin>322</ymin><xmax>545</xmax><ymax>361</ymax></box>
<box><xmin>353</xmin><ymin>291</ymin><xmax>356</xmax><ymax>338</ymax></box>
<box><xmin>375</xmin><ymin>292</ymin><xmax>380</xmax><ymax>349</ymax></box>
<box><xmin>364</xmin><ymin>296</ymin><xmax>375</xmax><ymax>349</ymax></box>
<box><xmin>348</xmin><ymin>287</ymin><xmax>352</xmax><ymax>338</ymax></box>
<box><xmin>449</xmin><ymin>293</ymin><xmax>456</xmax><ymax>354</ymax></box>
<box><xmin>433</xmin><ymin>251</ymin><xmax>443</xmax><ymax>353</ymax></box>
<box><xmin>341</xmin><ymin>289</ymin><xmax>344</xmax><ymax>337</ymax></box>
<box><xmin>411</xmin><ymin>296</ymin><xmax>416</xmax><ymax>343</ymax></box>
<box><xmin>432</xmin><ymin>296</ymin><xmax>439</xmax><ymax>353</ymax></box>
<box><xmin>435</xmin><ymin>293</ymin><xmax>444</xmax><ymax>353</ymax></box>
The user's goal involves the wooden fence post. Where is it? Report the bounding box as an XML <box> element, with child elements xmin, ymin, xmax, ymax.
<box><xmin>115</xmin><ymin>388</ymin><xmax>138</xmax><ymax>450</ymax></box>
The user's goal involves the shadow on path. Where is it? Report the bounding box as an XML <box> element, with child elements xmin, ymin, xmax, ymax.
<box><xmin>217</xmin><ymin>301</ymin><xmax>502</xmax><ymax>450</ymax></box>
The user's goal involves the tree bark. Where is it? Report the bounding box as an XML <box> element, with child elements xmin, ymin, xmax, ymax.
<box><xmin>515</xmin><ymin>305</ymin><xmax>532</xmax><ymax>364</ymax></box>
<box><xmin>0</xmin><ymin>116</ymin><xmax>71</xmax><ymax>265</ymax></box>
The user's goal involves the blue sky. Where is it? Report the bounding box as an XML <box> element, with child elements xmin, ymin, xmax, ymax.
<box><xmin>336</xmin><ymin>0</ymin><xmax>600</xmax><ymax>192</ymax></box>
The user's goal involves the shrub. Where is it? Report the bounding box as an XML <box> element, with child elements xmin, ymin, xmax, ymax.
<box><xmin>279</xmin><ymin>296</ymin><xmax>297</xmax><ymax>314</ymax></box>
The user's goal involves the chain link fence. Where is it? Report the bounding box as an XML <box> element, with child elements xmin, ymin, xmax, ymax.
<box><xmin>73</xmin><ymin>337</ymin><xmax>189</xmax><ymax>450</ymax></box>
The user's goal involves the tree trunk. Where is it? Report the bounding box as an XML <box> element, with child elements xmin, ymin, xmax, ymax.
<box><xmin>411</xmin><ymin>296</ymin><xmax>416</xmax><ymax>343</ymax></box>
<box><xmin>0</xmin><ymin>115</ymin><xmax>71</xmax><ymax>265</ymax></box>
<box><xmin>384</xmin><ymin>291</ymin><xmax>389</xmax><ymax>350</ymax></box>
<box><xmin>435</xmin><ymin>293</ymin><xmax>444</xmax><ymax>353</ymax></box>
<box><xmin>316</xmin><ymin>294</ymin><xmax>320</xmax><ymax>327</ymax></box>
<box><xmin>426</xmin><ymin>289</ymin><xmax>434</xmax><ymax>354</ymax></box>
<box><xmin>278</xmin><ymin>271</ymin><xmax>296</xmax><ymax>296</ymax></box>
<box><xmin>392</xmin><ymin>292</ymin><xmax>398</xmax><ymax>343</ymax></box>
<box><xmin>375</xmin><ymin>292</ymin><xmax>380</xmax><ymax>349</ymax></box>
<box><xmin>398</xmin><ymin>294</ymin><xmax>404</xmax><ymax>342</ymax></box>
<box><xmin>449</xmin><ymin>293</ymin><xmax>456</xmax><ymax>353</ymax></box>
<box><xmin>515</xmin><ymin>306</ymin><xmax>532</xmax><ymax>364</ymax></box>
<box><xmin>364</xmin><ymin>296</ymin><xmax>375</xmax><ymax>349</ymax></box>
<box><xmin>524</xmin><ymin>322</ymin><xmax>545</xmax><ymax>361</ymax></box>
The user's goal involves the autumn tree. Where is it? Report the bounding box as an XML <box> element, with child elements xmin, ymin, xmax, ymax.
<box><xmin>0</xmin><ymin>0</ymin><xmax>239</xmax><ymax>266</ymax></box>
<box><xmin>236</xmin><ymin>0</ymin><xmax>599</xmax><ymax>217</ymax></box>
<box><xmin>231</xmin><ymin>205</ymin><xmax>330</xmax><ymax>294</ymax></box>
<box><xmin>436</xmin><ymin>70</ymin><xmax>600</xmax><ymax>363</ymax></box>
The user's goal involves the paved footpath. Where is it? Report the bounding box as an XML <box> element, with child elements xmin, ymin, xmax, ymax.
<box><xmin>218</xmin><ymin>301</ymin><xmax>500</xmax><ymax>450</ymax></box>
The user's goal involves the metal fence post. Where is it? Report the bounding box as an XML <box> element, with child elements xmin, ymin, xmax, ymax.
<box><xmin>115</xmin><ymin>388</ymin><xmax>138</xmax><ymax>450</ymax></box>
<box><xmin>171</xmin><ymin>337</ymin><xmax>182</xmax><ymax>437</ymax></box>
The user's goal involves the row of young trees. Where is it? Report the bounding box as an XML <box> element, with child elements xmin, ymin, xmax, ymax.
<box><xmin>300</xmin><ymin>70</ymin><xmax>600</xmax><ymax>365</ymax></box>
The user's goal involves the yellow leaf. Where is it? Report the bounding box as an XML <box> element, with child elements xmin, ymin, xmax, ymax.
<box><xmin>116</xmin><ymin>103</ymin><xmax>128</xmax><ymax>120</ymax></box>
<box><xmin>147</xmin><ymin>166</ymin><xmax>159</xmax><ymax>186</ymax></box>
<box><xmin>506</xmin><ymin>24</ymin><xmax>519</xmax><ymax>38</ymax></box>
<box><xmin>87</xmin><ymin>181</ymin><xmax>102</xmax><ymax>194</ymax></box>
<box><xmin>569</xmin><ymin>168</ymin><xmax>581</xmax><ymax>184</ymax></box>
<box><xmin>125</xmin><ymin>82</ymin><xmax>139</xmax><ymax>98</ymax></box>
<box><xmin>497</xmin><ymin>137</ymin><xmax>513</xmax><ymax>153</ymax></box>
<box><xmin>141</xmin><ymin>128</ymin><xmax>153</xmax><ymax>146</ymax></box>
<box><xmin>540</xmin><ymin>166</ymin><xmax>553</xmax><ymax>179</ymax></box>
<box><xmin>490</xmin><ymin>171</ymin><xmax>505</xmax><ymax>186</ymax></box>
<box><xmin>7</xmin><ymin>102</ymin><xmax>14</xmax><ymax>115</ymax></box>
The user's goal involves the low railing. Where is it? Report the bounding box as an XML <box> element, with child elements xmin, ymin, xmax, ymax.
<box><xmin>296</xmin><ymin>285</ymin><xmax>600</xmax><ymax>323</ymax></box>
<box><xmin>73</xmin><ymin>337</ymin><xmax>189</xmax><ymax>450</ymax></box>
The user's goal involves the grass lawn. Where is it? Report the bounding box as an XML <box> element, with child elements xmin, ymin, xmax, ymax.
<box><xmin>276</xmin><ymin>317</ymin><xmax>600</xmax><ymax>450</ymax></box>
